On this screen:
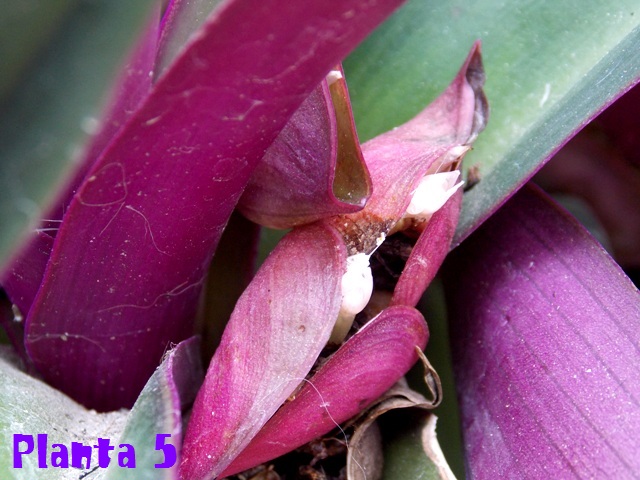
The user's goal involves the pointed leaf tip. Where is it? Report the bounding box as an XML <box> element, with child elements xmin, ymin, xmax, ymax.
<box><xmin>464</xmin><ymin>41</ymin><xmax>489</xmax><ymax>142</ymax></box>
<box><xmin>330</xmin><ymin>63</ymin><xmax>372</xmax><ymax>209</ymax></box>
<box><xmin>239</xmin><ymin>67</ymin><xmax>371</xmax><ymax>229</ymax></box>
<box><xmin>332</xmin><ymin>42</ymin><xmax>487</xmax><ymax>247</ymax></box>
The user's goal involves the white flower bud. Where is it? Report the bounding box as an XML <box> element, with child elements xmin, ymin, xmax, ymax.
<box><xmin>340</xmin><ymin>253</ymin><xmax>373</xmax><ymax>317</ymax></box>
<box><xmin>330</xmin><ymin>253</ymin><xmax>373</xmax><ymax>344</ymax></box>
<box><xmin>405</xmin><ymin>170</ymin><xmax>463</xmax><ymax>220</ymax></box>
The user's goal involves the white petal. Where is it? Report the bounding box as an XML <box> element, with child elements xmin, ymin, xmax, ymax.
<box><xmin>339</xmin><ymin>253</ymin><xmax>373</xmax><ymax>318</ymax></box>
<box><xmin>405</xmin><ymin>171</ymin><xmax>463</xmax><ymax>218</ymax></box>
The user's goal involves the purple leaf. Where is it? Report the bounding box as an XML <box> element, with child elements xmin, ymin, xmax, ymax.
<box><xmin>239</xmin><ymin>70</ymin><xmax>370</xmax><ymax>229</ymax></box>
<box><xmin>180</xmin><ymin>223</ymin><xmax>346</xmax><ymax>480</ymax></box>
<box><xmin>24</xmin><ymin>0</ymin><xmax>407</xmax><ymax>411</ymax></box>
<box><xmin>1</xmin><ymin>231</ymin><xmax>53</xmax><ymax>322</ymax></box>
<box><xmin>0</xmin><ymin>8</ymin><xmax>161</xmax><ymax>319</ymax></box>
<box><xmin>443</xmin><ymin>184</ymin><xmax>640</xmax><ymax>478</ymax></box>
<box><xmin>221</xmin><ymin>305</ymin><xmax>429</xmax><ymax>476</ymax></box>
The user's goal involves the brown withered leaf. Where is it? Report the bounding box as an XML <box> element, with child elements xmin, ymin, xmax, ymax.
<box><xmin>343</xmin><ymin>349</ymin><xmax>448</xmax><ymax>480</ymax></box>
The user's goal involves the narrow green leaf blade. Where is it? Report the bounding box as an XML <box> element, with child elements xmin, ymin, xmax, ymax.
<box><xmin>344</xmin><ymin>0</ymin><xmax>640</xmax><ymax>242</ymax></box>
<box><xmin>0</xmin><ymin>0</ymin><xmax>78</xmax><ymax>102</ymax></box>
<box><xmin>105</xmin><ymin>337</ymin><xmax>203</xmax><ymax>480</ymax></box>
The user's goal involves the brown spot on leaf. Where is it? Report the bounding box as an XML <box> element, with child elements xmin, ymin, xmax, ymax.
<box><xmin>464</xmin><ymin>164</ymin><xmax>481</xmax><ymax>191</ymax></box>
<box><xmin>332</xmin><ymin>211</ymin><xmax>394</xmax><ymax>256</ymax></box>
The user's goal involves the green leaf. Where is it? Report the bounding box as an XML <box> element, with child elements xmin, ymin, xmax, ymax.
<box><xmin>0</xmin><ymin>0</ymin><xmax>156</xmax><ymax>267</ymax></box>
<box><xmin>104</xmin><ymin>337</ymin><xmax>203</xmax><ymax>479</ymax></box>
<box><xmin>0</xmin><ymin>347</ymin><xmax>128</xmax><ymax>478</ymax></box>
<box><xmin>412</xmin><ymin>281</ymin><xmax>465</xmax><ymax>478</ymax></box>
<box><xmin>381</xmin><ymin>412</ymin><xmax>455</xmax><ymax>480</ymax></box>
<box><xmin>0</xmin><ymin>338</ymin><xmax>201</xmax><ymax>479</ymax></box>
<box><xmin>344</xmin><ymin>0</ymin><xmax>640</xmax><ymax>243</ymax></box>
<box><xmin>0</xmin><ymin>0</ymin><xmax>78</xmax><ymax>102</ymax></box>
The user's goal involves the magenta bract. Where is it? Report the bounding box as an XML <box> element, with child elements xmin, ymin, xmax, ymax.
<box><xmin>344</xmin><ymin>42</ymin><xmax>485</xmax><ymax>227</ymax></box>
<box><xmin>392</xmin><ymin>188</ymin><xmax>462</xmax><ymax>307</ymax></box>
<box><xmin>180</xmin><ymin>224</ymin><xmax>346</xmax><ymax>479</ymax></box>
<box><xmin>220</xmin><ymin>305</ymin><xmax>429</xmax><ymax>477</ymax></box>
<box><xmin>328</xmin><ymin>42</ymin><xmax>486</xmax><ymax>262</ymax></box>
<box><xmin>181</xmin><ymin>42</ymin><xmax>488</xmax><ymax>479</ymax></box>
<box><xmin>239</xmin><ymin>71</ymin><xmax>371</xmax><ymax>229</ymax></box>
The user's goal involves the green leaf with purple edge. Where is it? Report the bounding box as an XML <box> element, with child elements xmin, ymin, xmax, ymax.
<box><xmin>0</xmin><ymin>344</ymin><xmax>127</xmax><ymax>478</ymax></box>
<box><xmin>0</xmin><ymin>0</ymin><xmax>158</xmax><ymax>267</ymax></box>
<box><xmin>24</xmin><ymin>0</ymin><xmax>407</xmax><ymax>412</ymax></box>
<box><xmin>442</xmin><ymin>184</ymin><xmax>640</xmax><ymax>478</ymax></box>
<box><xmin>344</xmin><ymin>0</ymin><xmax>640</xmax><ymax>244</ymax></box>
<box><xmin>104</xmin><ymin>337</ymin><xmax>203</xmax><ymax>480</ymax></box>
